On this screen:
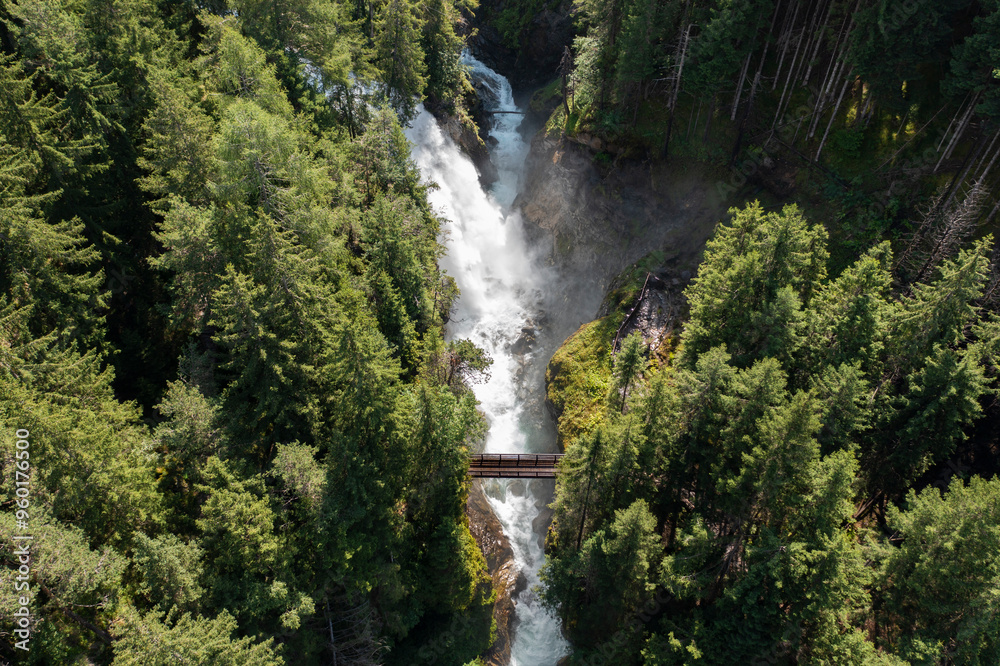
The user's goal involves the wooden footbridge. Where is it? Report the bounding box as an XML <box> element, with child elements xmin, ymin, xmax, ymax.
<box><xmin>468</xmin><ymin>453</ymin><xmax>564</xmax><ymax>479</ymax></box>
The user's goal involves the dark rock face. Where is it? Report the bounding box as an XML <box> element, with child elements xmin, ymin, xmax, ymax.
<box><xmin>427</xmin><ymin>103</ymin><xmax>500</xmax><ymax>188</ymax></box>
<box><xmin>515</xmin><ymin>132</ymin><xmax>729</xmax><ymax>292</ymax></box>
<box><xmin>466</xmin><ymin>481</ymin><xmax>518</xmax><ymax>666</ymax></box>
<box><xmin>465</xmin><ymin>0</ymin><xmax>575</xmax><ymax>90</ymax></box>
<box><xmin>608</xmin><ymin>273</ymin><xmax>688</xmax><ymax>361</ymax></box>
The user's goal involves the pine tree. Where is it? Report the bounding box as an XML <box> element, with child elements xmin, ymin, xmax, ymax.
<box><xmin>875</xmin><ymin>477</ymin><xmax>1000</xmax><ymax>664</ymax></box>
<box><xmin>679</xmin><ymin>202</ymin><xmax>827</xmax><ymax>369</ymax></box>
<box><xmin>111</xmin><ymin>606</ymin><xmax>285</xmax><ymax>666</ymax></box>
<box><xmin>374</xmin><ymin>0</ymin><xmax>427</xmax><ymax>120</ymax></box>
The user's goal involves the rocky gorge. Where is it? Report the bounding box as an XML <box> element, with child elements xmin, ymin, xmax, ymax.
<box><xmin>455</xmin><ymin>38</ymin><xmax>736</xmax><ymax>664</ymax></box>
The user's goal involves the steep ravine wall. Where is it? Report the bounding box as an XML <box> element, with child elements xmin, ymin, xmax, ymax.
<box><xmin>452</xmin><ymin>59</ymin><xmax>739</xmax><ymax>660</ymax></box>
<box><xmin>466</xmin><ymin>483</ymin><xmax>522</xmax><ymax>666</ymax></box>
<box><xmin>463</xmin><ymin>0</ymin><xmax>574</xmax><ymax>90</ymax></box>
<box><xmin>516</xmin><ymin>131</ymin><xmax>728</xmax><ymax>294</ymax></box>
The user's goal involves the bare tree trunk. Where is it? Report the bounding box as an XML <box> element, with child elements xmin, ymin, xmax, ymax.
<box><xmin>937</xmin><ymin>93</ymin><xmax>970</xmax><ymax>152</ymax></box>
<box><xmin>947</xmin><ymin>93</ymin><xmax>980</xmax><ymax>162</ymax></box>
<box><xmin>815</xmin><ymin>73</ymin><xmax>852</xmax><ymax>160</ymax></box>
<box><xmin>792</xmin><ymin>114</ymin><xmax>805</xmax><ymax>144</ymax></box>
<box><xmin>987</xmin><ymin>196</ymin><xmax>1000</xmax><ymax>225</ymax></box>
<box><xmin>326</xmin><ymin>598</ymin><xmax>338</xmax><ymax>666</ymax></box>
<box><xmin>977</xmin><ymin>128</ymin><xmax>1000</xmax><ymax>181</ymax></box>
<box><xmin>733</xmin><ymin>0</ymin><xmax>779</xmax><ymax>123</ymax></box>
<box><xmin>665</xmin><ymin>24</ymin><xmax>693</xmax><ymax>156</ymax></box>
<box><xmin>773</xmin><ymin>21</ymin><xmax>808</xmax><ymax>132</ymax></box>
<box><xmin>690</xmin><ymin>97</ymin><xmax>701</xmax><ymax>140</ymax></box>
<box><xmin>941</xmin><ymin>125</ymin><xmax>987</xmax><ymax>212</ymax></box>
<box><xmin>559</xmin><ymin>46</ymin><xmax>572</xmax><ymax>120</ymax></box>
<box><xmin>911</xmin><ymin>183</ymin><xmax>986</xmax><ymax>285</ymax></box>
<box><xmin>808</xmin><ymin>55</ymin><xmax>843</xmax><ymax>140</ymax></box>
<box><xmin>732</xmin><ymin>56</ymin><xmax>767</xmax><ymax>164</ymax></box>
<box><xmin>795</xmin><ymin>0</ymin><xmax>825</xmax><ymax>87</ymax></box>
<box><xmin>808</xmin><ymin>10</ymin><xmax>855</xmax><ymax>140</ymax></box>
<box><xmin>672</xmin><ymin>25</ymin><xmax>692</xmax><ymax>112</ymax></box>
<box><xmin>777</xmin><ymin>0</ymin><xmax>827</xmax><ymax>138</ymax></box>
<box><xmin>854</xmin><ymin>84</ymin><xmax>871</xmax><ymax>128</ymax></box>
<box><xmin>817</xmin><ymin>5</ymin><xmax>853</xmax><ymax>100</ymax></box>
<box><xmin>772</xmin><ymin>0</ymin><xmax>799</xmax><ymax>91</ymax></box>
<box><xmin>731</xmin><ymin>53</ymin><xmax>753</xmax><ymax>121</ymax></box>
<box><xmin>802</xmin><ymin>0</ymin><xmax>834</xmax><ymax>86</ymax></box>
<box><xmin>935</xmin><ymin>92</ymin><xmax>979</xmax><ymax>172</ymax></box>
<box><xmin>790</xmin><ymin>0</ymin><xmax>820</xmax><ymax>82</ymax></box>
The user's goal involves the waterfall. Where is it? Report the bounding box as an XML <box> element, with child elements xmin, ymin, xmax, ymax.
<box><xmin>405</xmin><ymin>54</ymin><xmax>571</xmax><ymax>665</ymax></box>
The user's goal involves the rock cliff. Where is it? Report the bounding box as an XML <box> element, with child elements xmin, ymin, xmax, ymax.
<box><xmin>516</xmin><ymin>132</ymin><xmax>727</xmax><ymax>291</ymax></box>
<box><xmin>465</xmin><ymin>0</ymin><xmax>574</xmax><ymax>90</ymax></box>
<box><xmin>466</xmin><ymin>482</ymin><xmax>520</xmax><ymax>666</ymax></box>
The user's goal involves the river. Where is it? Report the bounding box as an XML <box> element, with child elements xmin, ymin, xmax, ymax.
<box><xmin>405</xmin><ymin>55</ymin><xmax>572</xmax><ymax>665</ymax></box>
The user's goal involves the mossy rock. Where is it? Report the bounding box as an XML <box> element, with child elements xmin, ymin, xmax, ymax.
<box><xmin>545</xmin><ymin>315</ymin><xmax>617</xmax><ymax>450</ymax></box>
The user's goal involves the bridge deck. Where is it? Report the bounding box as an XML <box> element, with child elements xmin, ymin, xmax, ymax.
<box><xmin>468</xmin><ymin>453</ymin><xmax>564</xmax><ymax>479</ymax></box>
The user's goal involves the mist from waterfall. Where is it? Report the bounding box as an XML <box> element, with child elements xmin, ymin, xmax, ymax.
<box><xmin>405</xmin><ymin>54</ymin><xmax>571</xmax><ymax>665</ymax></box>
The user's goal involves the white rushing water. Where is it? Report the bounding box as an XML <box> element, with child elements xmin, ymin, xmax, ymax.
<box><xmin>406</xmin><ymin>54</ymin><xmax>571</xmax><ymax>665</ymax></box>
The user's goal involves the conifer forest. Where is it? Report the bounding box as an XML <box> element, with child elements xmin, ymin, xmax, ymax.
<box><xmin>2</xmin><ymin>0</ymin><xmax>1000</xmax><ymax>664</ymax></box>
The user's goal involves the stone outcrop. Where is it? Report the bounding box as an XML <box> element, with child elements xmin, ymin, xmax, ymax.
<box><xmin>603</xmin><ymin>272</ymin><xmax>688</xmax><ymax>361</ymax></box>
<box><xmin>428</xmin><ymin>103</ymin><xmax>499</xmax><ymax>188</ymax></box>
<box><xmin>465</xmin><ymin>0</ymin><xmax>574</xmax><ymax>90</ymax></box>
<box><xmin>515</xmin><ymin>132</ymin><xmax>728</xmax><ymax>292</ymax></box>
<box><xmin>466</xmin><ymin>481</ymin><xmax>518</xmax><ymax>666</ymax></box>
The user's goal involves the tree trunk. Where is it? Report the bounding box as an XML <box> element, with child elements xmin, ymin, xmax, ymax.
<box><xmin>816</xmin><ymin>6</ymin><xmax>852</xmax><ymax>100</ymax></box>
<box><xmin>935</xmin><ymin>92</ymin><xmax>979</xmax><ymax>172</ymax></box>
<box><xmin>732</xmin><ymin>18</ymin><xmax>774</xmax><ymax>163</ymax></box>
<box><xmin>977</xmin><ymin>128</ymin><xmax>1000</xmax><ymax>181</ymax></box>
<box><xmin>810</xmin><ymin>54</ymin><xmax>847</xmax><ymax>140</ymax></box>
<box><xmin>937</xmin><ymin>93</ymin><xmax>970</xmax><ymax>152</ymax></box>
<box><xmin>986</xmin><ymin>196</ymin><xmax>1000</xmax><ymax>225</ymax></box>
<box><xmin>689</xmin><ymin>97</ymin><xmax>701</xmax><ymax>140</ymax></box>
<box><xmin>666</xmin><ymin>24</ymin><xmax>693</xmax><ymax>155</ymax></box>
<box><xmin>773</xmin><ymin>23</ymin><xmax>807</xmax><ymax>132</ymax></box>
<box><xmin>945</xmin><ymin>129</ymin><xmax>986</xmax><ymax>205</ymax></box>
<box><xmin>772</xmin><ymin>0</ymin><xmax>799</xmax><ymax>91</ymax></box>
<box><xmin>815</xmin><ymin>72</ymin><xmax>852</xmax><ymax>160</ymax></box>
<box><xmin>731</xmin><ymin>52</ymin><xmax>753</xmax><ymax>121</ymax></box>
<box><xmin>802</xmin><ymin>0</ymin><xmax>834</xmax><ymax>86</ymax></box>
<box><xmin>560</xmin><ymin>46</ymin><xmax>572</xmax><ymax>119</ymax></box>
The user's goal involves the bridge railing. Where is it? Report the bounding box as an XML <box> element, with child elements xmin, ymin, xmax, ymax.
<box><xmin>467</xmin><ymin>453</ymin><xmax>564</xmax><ymax>478</ymax></box>
<box><xmin>468</xmin><ymin>453</ymin><xmax>564</xmax><ymax>468</ymax></box>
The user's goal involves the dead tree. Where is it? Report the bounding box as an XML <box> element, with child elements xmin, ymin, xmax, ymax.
<box><xmin>322</xmin><ymin>593</ymin><xmax>387</xmax><ymax>666</ymax></box>
<box><xmin>897</xmin><ymin>181</ymin><xmax>988</xmax><ymax>287</ymax></box>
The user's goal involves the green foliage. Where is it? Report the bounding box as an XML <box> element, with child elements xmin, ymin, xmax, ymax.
<box><xmin>949</xmin><ymin>0</ymin><xmax>1000</xmax><ymax>119</ymax></box>
<box><xmin>132</xmin><ymin>532</ymin><xmax>205</xmax><ymax>612</ymax></box>
<box><xmin>0</xmin><ymin>0</ymin><xmax>494</xmax><ymax>661</ymax></box>
<box><xmin>678</xmin><ymin>202</ymin><xmax>828</xmax><ymax>369</ymax></box>
<box><xmin>545</xmin><ymin>201</ymin><xmax>998</xmax><ymax>663</ymax></box>
<box><xmin>493</xmin><ymin>0</ymin><xmax>547</xmax><ymax>49</ymax></box>
<box><xmin>111</xmin><ymin>606</ymin><xmax>284</xmax><ymax>666</ymax></box>
<box><xmin>876</xmin><ymin>477</ymin><xmax>1000</xmax><ymax>664</ymax></box>
<box><xmin>375</xmin><ymin>0</ymin><xmax>427</xmax><ymax>121</ymax></box>
<box><xmin>848</xmin><ymin>0</ymin><xmax>973</xmax><ymax>111</ymax></box>
<box><xmin>611</xmin><ymin>331</ymin><xmax>647</xmax><ymax>412</ymax></box>
<box><xmin>685</xmin><ymin>0</ymin><xmax>772</xmax><ymax>98</ymax></box>
<box><xmin>545</xmin><ymin>316</ymin><xmax>617</xmax><ymax>447</ymax></box>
